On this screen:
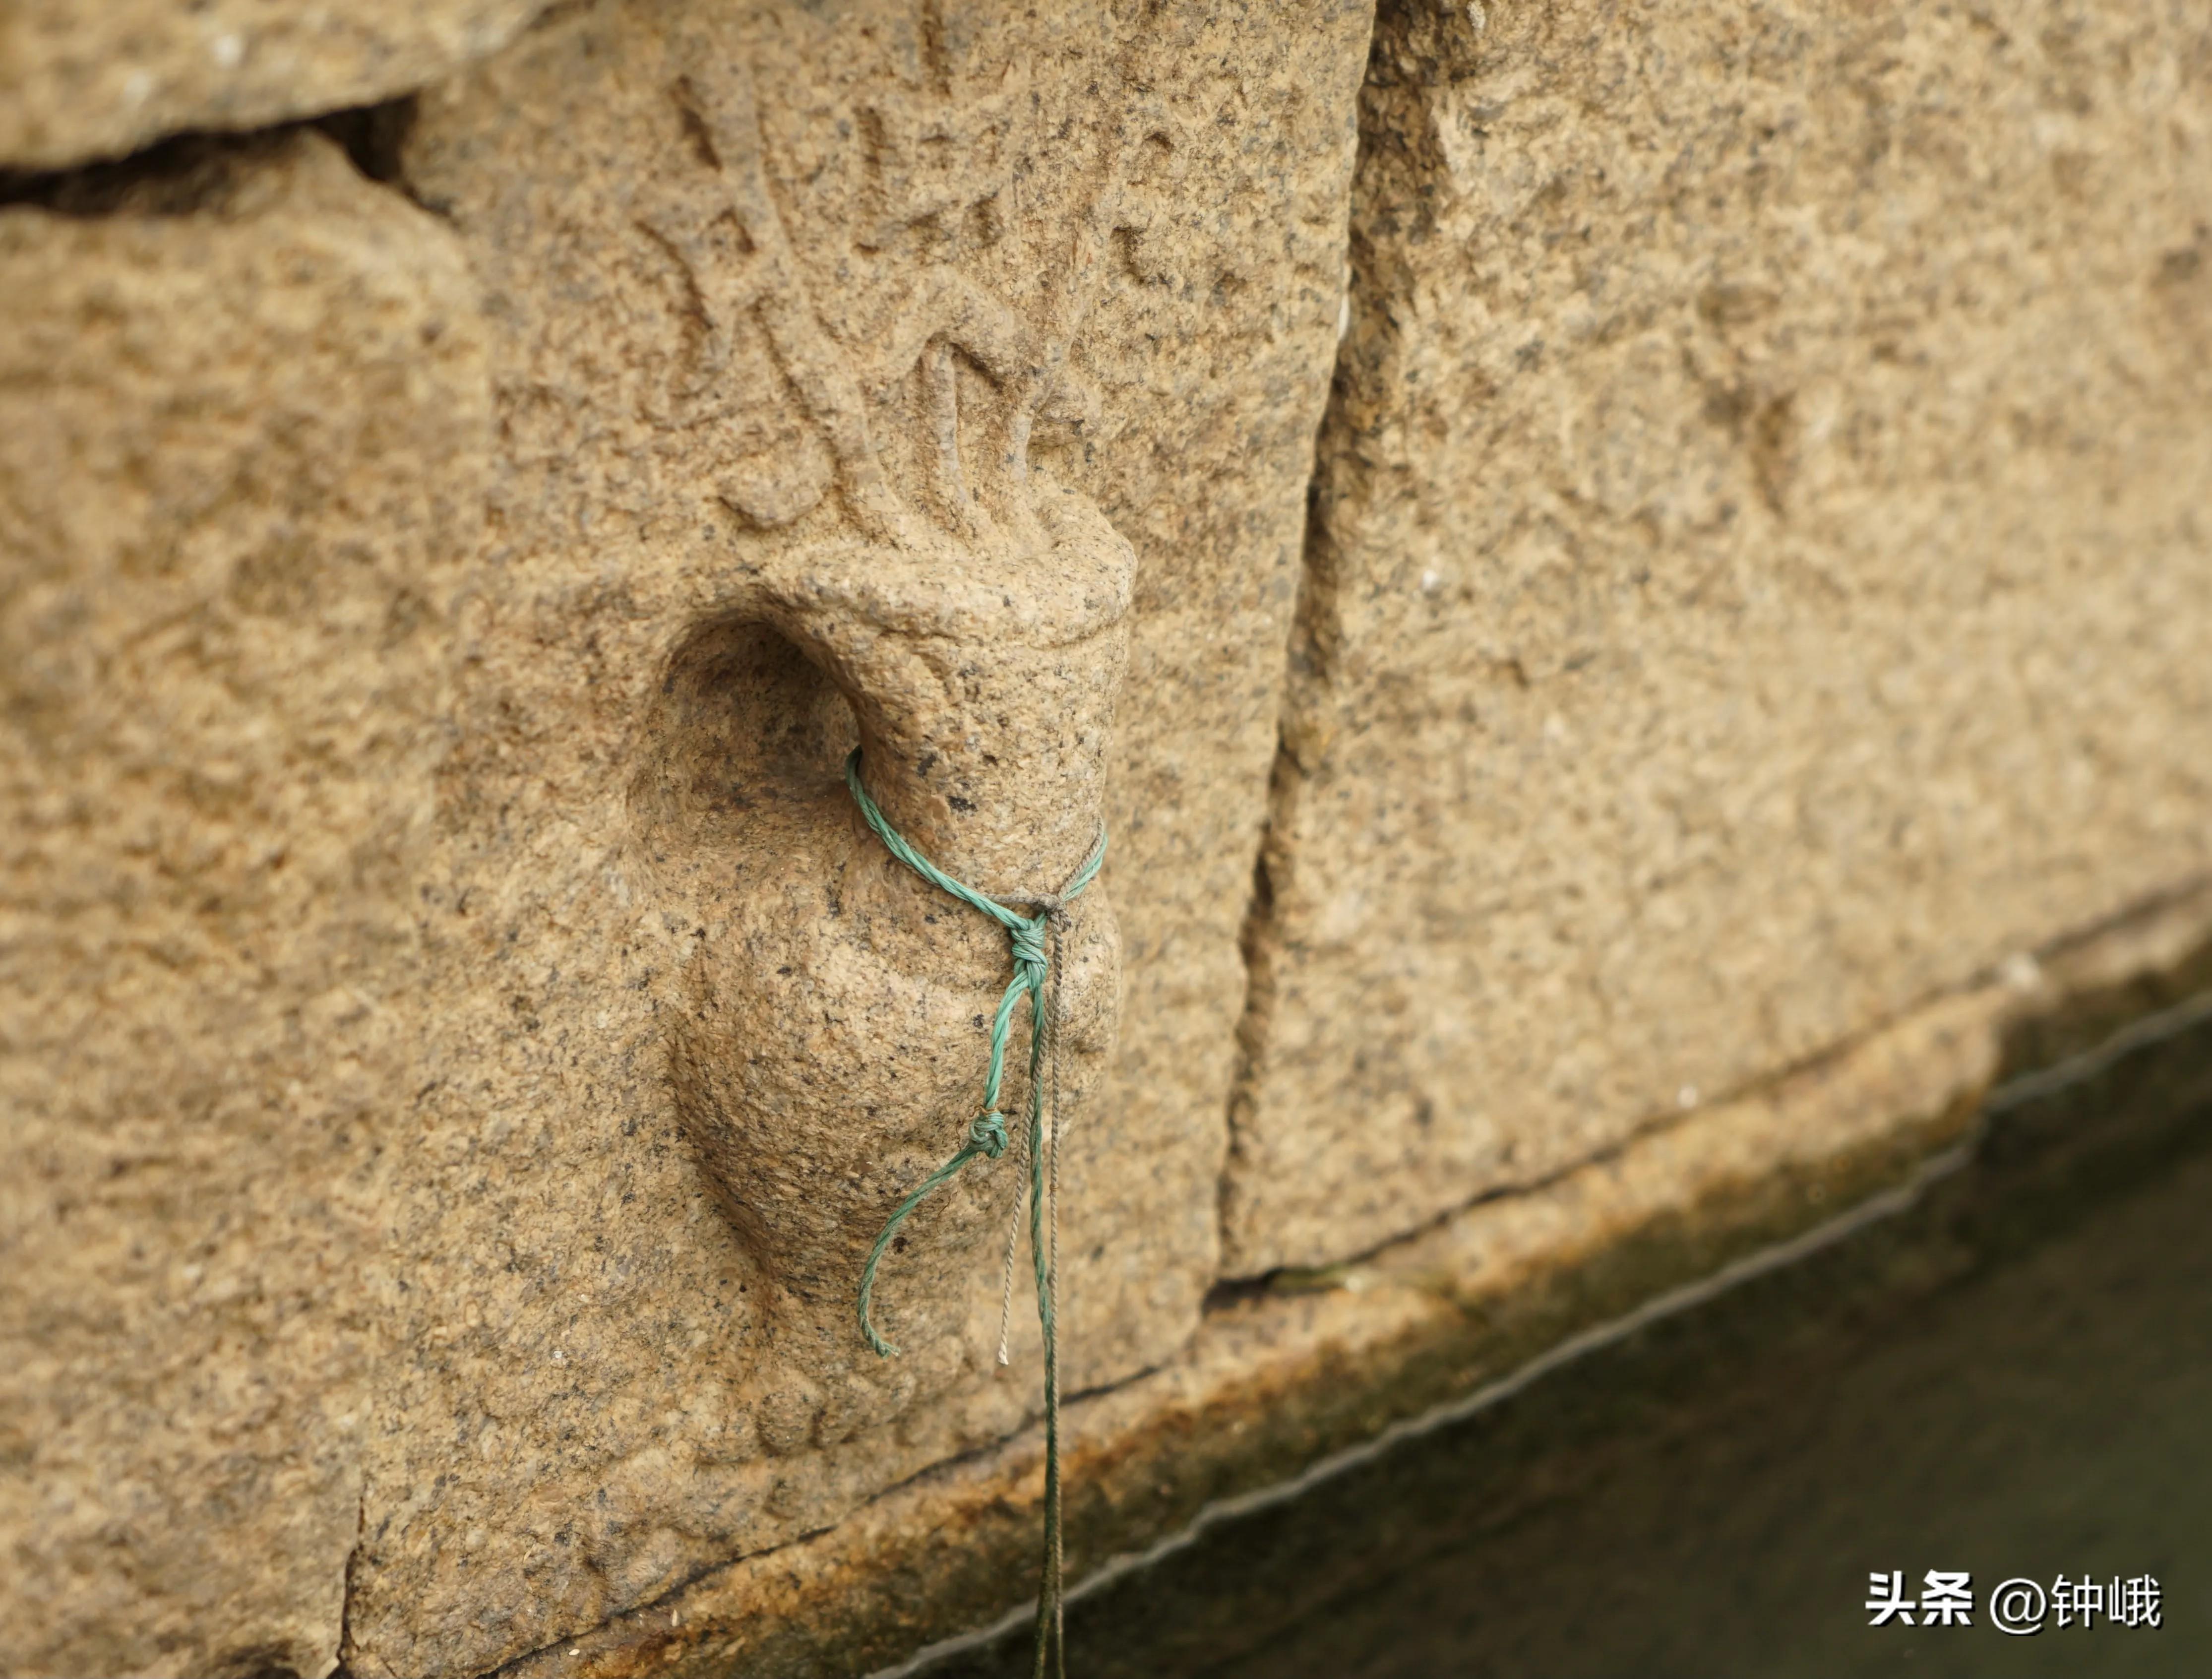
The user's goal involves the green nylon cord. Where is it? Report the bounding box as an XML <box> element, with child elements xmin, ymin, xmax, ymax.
<box><xmin>846</xmin><ymin>747</ymin><xmax>1102</xmax><ymax>1679</ymax></box>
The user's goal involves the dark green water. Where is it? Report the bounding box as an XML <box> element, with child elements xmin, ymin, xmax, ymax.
<box><xmin>917</xmin><ymin>1002</ymin><xmax>2212</xmax><ymax>1679</ymax></box>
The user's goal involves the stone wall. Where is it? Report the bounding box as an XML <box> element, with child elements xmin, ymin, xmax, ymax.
<box><xmin>1229</xmin><ymin>0</ymin><xmax>2212</xmax><ymax>1269</ymax></box>
<box><xmin>1</xmin><ymin>133</ymin><xmax>490</xmax><ymax>1677</ymax></box>
<box><xmin>1</xmin><ymin>1</ymin><xmax>2206</xmax><ymax>1676</ymax></box>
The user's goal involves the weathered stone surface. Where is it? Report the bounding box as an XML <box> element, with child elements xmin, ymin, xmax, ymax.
<box><xmin>16</xmin><ymin>0</ymin><xmax>2212</xmax><ymax>1671</ymax></box>
<box><xmin>1226</xmin><ymin>0</ymin><xmax>2212</xmax><ymax>1271</ymax></box>
<box><xmin>319</xmin><ymin>5</ymin><xmax>1366</xmax><ymax>1674</ymax></box>
<box><xmin>0</xmin><ymin>0</ymin><xmax>545</xmax><ymax>171</ymax></box>
<box><xmin>0</xmin><ymin>132</ymin><xmax>489</xmax><ymax>1679</ymax></box>
<box><xmin>482</xmin><ymin>884</ymin><xmax>2212</xmax><ymax>1679</ymax></box>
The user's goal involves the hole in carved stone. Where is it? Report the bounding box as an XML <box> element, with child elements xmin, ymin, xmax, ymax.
<box><xmin>631</xmin><ymin>616</ymin><xmax>857</xmax><ymax>870</ymax></box>
<box><xmin>643</xmin><ymin>615</ymin><xmax>859</xmax><ymax>1320</ymax></box>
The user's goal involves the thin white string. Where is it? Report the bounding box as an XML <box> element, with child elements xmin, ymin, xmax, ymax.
<box><xmin>1045</xmin><ymin>912</ymin><xmax>1067</xmax><ymax>1657</ymax></box>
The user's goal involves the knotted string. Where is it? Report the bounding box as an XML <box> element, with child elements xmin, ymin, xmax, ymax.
<box><xmin>846</xmin><ymin>747</ymin><xmax>1100</xmax><ymax>1679</ymax></box>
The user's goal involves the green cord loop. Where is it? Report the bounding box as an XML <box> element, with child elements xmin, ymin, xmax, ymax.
<box><xmin>845</xmin><ymin>747</ymin><xmax>1103</xmax><ymax>1358</ymax></box>
<box><xmin>844</xmin><ymin>747</ymin><xmax>1100</xmax><ymax>1679</ymax></box>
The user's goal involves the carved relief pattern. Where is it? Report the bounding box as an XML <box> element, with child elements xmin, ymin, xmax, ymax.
<box><xmin>623</xmin><ymin>6</ymin><xmax>1142</xmax><ymax>548</ymax></box>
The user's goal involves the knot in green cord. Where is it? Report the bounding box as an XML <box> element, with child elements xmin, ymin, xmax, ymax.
<box><xmin>1008</xmin><ymin>918</ymin><xmax>1049</xmax><ymax>977</ymax></box>
<box><xmin>969</xmin><ymin>1111</ymin><xmax>1009</xmax><ymax>1158</ymax></box>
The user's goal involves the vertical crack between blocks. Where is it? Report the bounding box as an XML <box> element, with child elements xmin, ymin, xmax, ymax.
<box><xmin>1215</xmin><ymin>617</ymin><xmax>1311</xmax><ymax>1283</ymax></box>
<box><xmin>1214</xmin><ymin>10</ymin><xmax>1383</xmax><ymax>1284</ymax></box>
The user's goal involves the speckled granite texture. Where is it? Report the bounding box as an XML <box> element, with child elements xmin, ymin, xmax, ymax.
<box><xmin>1</xmin><ymin>0</ymin><xmax>2207</xmax><ymax>1672</ymax></box>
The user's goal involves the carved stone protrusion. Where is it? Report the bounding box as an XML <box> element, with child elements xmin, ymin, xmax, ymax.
<box><xmin>612</xmin><ymin>6</ymin><xmax>1142</xmax><ymax>1448</ymax></box>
